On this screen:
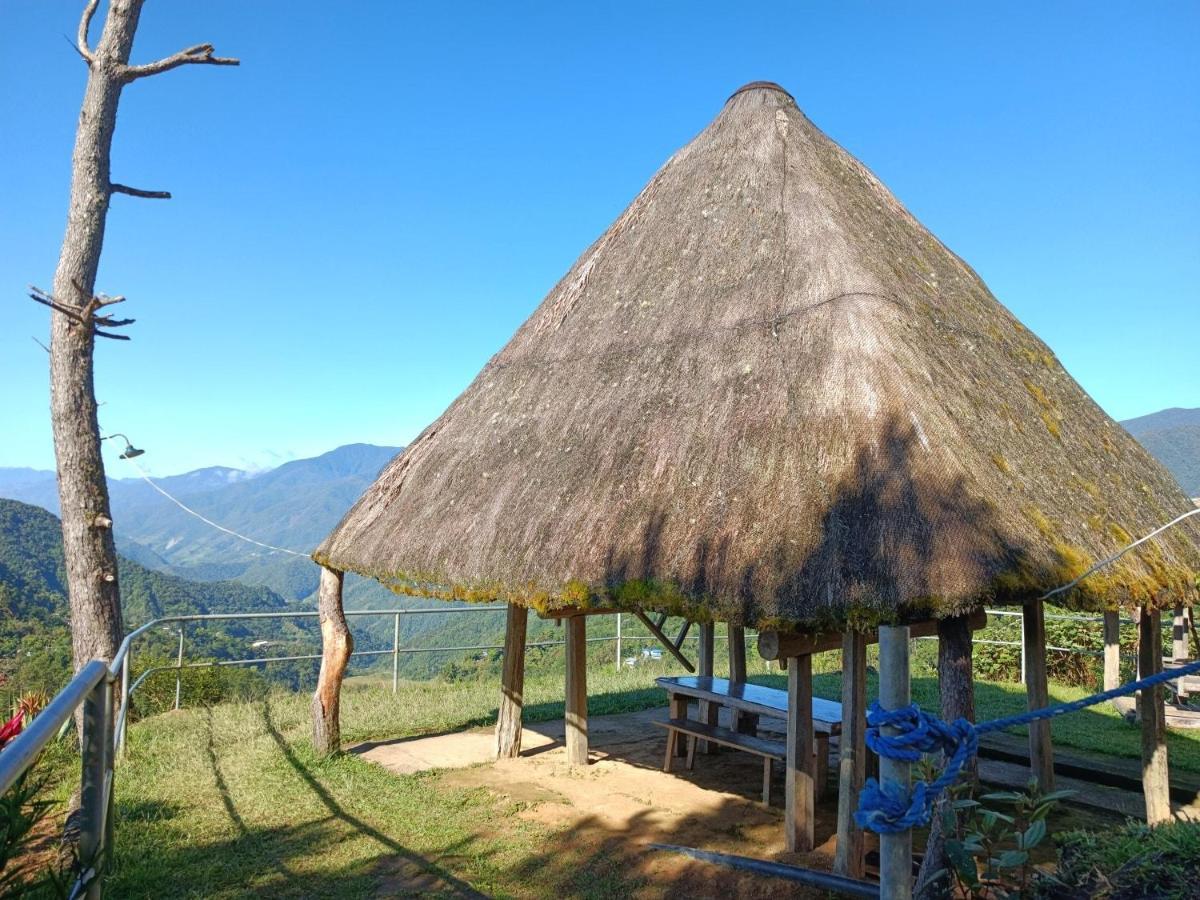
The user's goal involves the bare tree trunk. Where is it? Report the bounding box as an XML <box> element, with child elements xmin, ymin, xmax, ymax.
<box><xmin>47</xmin><ymin>0</ymin><xmax>237</xmax><ymax>687</ymax></box>
<box><xmin>312</xmin><ymin>567</ymin><xmax>352</xmax><ymax>755</ymax></box>
<box><xmin>915</xmin><ymin>613</ymin><xmax>975</xmax><ymax>898</ymax></box>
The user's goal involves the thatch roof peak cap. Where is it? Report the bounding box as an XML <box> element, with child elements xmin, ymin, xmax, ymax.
<box><xmin>726</xmin><ymin>80</ymin><xmax>796</xmax><ymax>104</ymax></box>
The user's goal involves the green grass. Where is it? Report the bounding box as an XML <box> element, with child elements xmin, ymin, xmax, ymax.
<box><xmin>19</xmin><ymin>646</ymin><xmax>1200</xmax><ymax>898</ymax></box>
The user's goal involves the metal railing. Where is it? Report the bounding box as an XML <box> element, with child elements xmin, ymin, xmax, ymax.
<box><xmin>0</xmin><ymin>659</ymin><xmax>114</xmax><ymax>899</ymax></box>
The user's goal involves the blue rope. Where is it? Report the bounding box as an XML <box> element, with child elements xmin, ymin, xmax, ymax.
<box><xmin>854</xmin><ymin>654</ymin><xmax>1200</xmax><ymax>834</ymax></box>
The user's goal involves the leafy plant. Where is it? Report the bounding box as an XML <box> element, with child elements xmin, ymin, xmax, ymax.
<box><xmin>942</xmin><ymin>778</ymin><xmax>1074</xmax><ymax>898</ymax></box>
<box><xmin>1037</xmin><ymin>818</ymin><xmax>1200</xmax><ymax>899</ymax></box>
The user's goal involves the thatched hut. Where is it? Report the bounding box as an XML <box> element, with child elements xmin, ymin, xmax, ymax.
<box><xmin>313</xmin><ymin>82</ymin><xmax>1199</xmax><ymax>868</ymax></box>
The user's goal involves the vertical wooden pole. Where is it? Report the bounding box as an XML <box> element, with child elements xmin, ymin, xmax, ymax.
<box><xmin>565</xmin><ymin>615</ymin><xmax>589</xmax><ymax>766</ymax></box>
<box><xmin>728</xmin><ymin>624</ymin><xmax>747</xmax><ymax>682</ymax></box>
<box><xmin>1138</xmin><ymin>608</ymin><xmax>1171</xmax><ymax>824</ymax></box>
<box><xmin>1103</xmin><ymin>610</ymin><xmax>1121</xmax><ymax>691</ymax></box>
<box><xmin>312</xmin><ymin>566</ymin><xmax>352</xmax><ymax>756</ymax></box>
<box><xmin>1022</xmin><ymin>600</ymin><xmax>1055</xmax><ymax>789</ymax></box>
<box><xmin>878</xmin><ymin>625</ymin><xmax>912</xmax><ymax>900</ymax></box>
<box><xmin>834</xmin><ymin>631</ymin><xmax>867</xmax><ymax>878</ymax></box>
<box><xmin>1173</xmin><ymin>606</ymin><xmax>1187</xmax><ymax>662</ymax></box>
<box><xmin>785</xmin><ymin>653</ymin><xmax>815</xmax><ymax>853</ymax></box>
<box><xmin>496</xmin><ymin>603</ymin><xmax>528</xmax><ymax>759</ymax></box>
<box><xmin>698</xmin><ymin>622</ymin><xmax>718</xmax><ymax>753</ymax></box>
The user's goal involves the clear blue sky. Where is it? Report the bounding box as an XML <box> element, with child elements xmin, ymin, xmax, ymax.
<box><xmin>2</xmin><ymin>2</ymin><xmax>1197</xmax><ymax>475</ymax></box>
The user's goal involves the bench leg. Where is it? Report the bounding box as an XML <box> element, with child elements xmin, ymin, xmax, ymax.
<box><xmin>669</xmin><ymin>694</ymin><xmax>688</xmax><ymax>757</ymax></box>
<box><xmin>736</xmin><ymin>712</ymin><xmax>760</xmax><ymax>736</ymax></box>
<box><xmin>699</xmin><ymin>699</ymin><xmax>720</xmax><ymax>755</ymax></box>
<box><xmin>686</xmin><ymin>735</ymin><xmax>697</xmax><ymax>771</ymax></box>
<box><xmin>763</xmin><ymin>757</ymin><xmax>772</xmax><ymax>806</ymax></box>
<box><xmin>814</xmin><ymin>734</ymin><xmax>830</xmax><ymax>803</ymax></box>
<box><xmin>663</xmin><ymin>728</ymin><xmax>676</xmax><ymax>773</ymax></box>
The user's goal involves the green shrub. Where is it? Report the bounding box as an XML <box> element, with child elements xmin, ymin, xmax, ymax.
<box><xmin>1038</xmin><ymin>818</ymin><xmax>1200</xmax><ymax>899</ymax></box>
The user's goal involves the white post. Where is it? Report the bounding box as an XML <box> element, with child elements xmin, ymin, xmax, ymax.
<box><xmin>615</xmin><ymin>612</ymin><xmax>622</xmax><ymax>672</ymax></box>
<box><xmin>174</xmin><ymin>626</ymin><xmax>185</xmax><ymax>711</ymax></box>
<box><xmin>392</xmin><ymin>612</ymin><xmax>401</xmax><ymax>693</ymax></box>
<box><xmin>879</xmin><ymin>625</ymin><xmax>912</xmax><ymax>900</ymax></box>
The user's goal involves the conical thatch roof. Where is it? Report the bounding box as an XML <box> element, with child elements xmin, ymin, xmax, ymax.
<box><xmin>317</xmin><ymin>82</ymin><xmax>1199</xmax><ymax>631</ymax></box>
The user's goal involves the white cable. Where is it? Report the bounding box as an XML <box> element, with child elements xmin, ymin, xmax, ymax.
<box><xmin>1039</xmin><ymin>507</ymin><xmax>1200</xmax><ymax>602</ymax></box>
<box><xmin>124</xmin><ymin>458</ymin><xmax>308</xmax><ymax>557</ymax></box>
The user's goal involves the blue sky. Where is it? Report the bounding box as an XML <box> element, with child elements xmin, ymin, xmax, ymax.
<box><xmin>2</xmin><ymin>2</ymin><xmax>1197</xmax><ymax>475</ymax></box>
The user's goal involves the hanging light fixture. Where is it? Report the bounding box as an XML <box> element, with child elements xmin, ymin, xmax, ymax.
<box><xmin>102</xmin><ymin>433</ymin><xmax>145</xmax><ymax>459</ymax></box>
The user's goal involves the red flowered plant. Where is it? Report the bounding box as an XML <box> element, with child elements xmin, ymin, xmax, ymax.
<box><xmin>0</xmin><ymin>711</ymin><xmax>22</xmax><ymax>750</ymax></box>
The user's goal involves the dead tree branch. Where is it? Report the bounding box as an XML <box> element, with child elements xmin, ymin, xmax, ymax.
<box><xmin>121</xmin><ymin>43</ymin><xmax>239</xmax><ymax>81</ymax></box>
<box><xmin>110</xmin><ymin>183</ymin><xmax>171</xmax><ymax>200</ymax></box>
<box><xmin>29</xmin><ymin>285</ymin><xmax>134</xmax><ymax>341</ymax></box>
<box><xmin>76</xmin><ymin>0</ymin><xmax>99</xmax><ymax>61</ymax></box>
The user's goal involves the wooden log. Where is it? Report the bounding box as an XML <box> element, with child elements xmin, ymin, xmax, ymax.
<box><xmin>878</xmin><ymin>626</ymin><xmax>912</xmax><ymax>900</ymax></box>
<box><xmin>565</xmin><ymin>615</ymin><xmax>589</xmax><ymax>766</ymax></box>
<box><xmin>784</xmin><ymin>653</ymin><xmax>815</xmax><ymax>853</ymax></box>
<box><xmin>1103</xmin><ymin>610</ymin><xmax>1121</xmax><ymax>691</ymax></box>
<box><xmin>915</xmin><ymin>613</ymin><xmax>976</xmax><ymax>896</ymax></box>
<box><xmin>833</xmin><ymin>631</ymin><xmax>867</xmax><ymax>879</ymax></box>
<box><xmin>758</xmin><ymin>609</ymin><xmax>986</xmax><ymax>661</ymax></box>
<box><xmin>495</xmin><ymin>603</ymin><xmax>528</xmax><ymax>759</ymax></box>
<box><xmin>698</xmin><ymin>623</ymin><xmax>718</xmax><ymax>754</ymax></box>
<box><xmin>729</xmin><ymin>624</ymin><xmax>750</xmax><ymax>734</ymax></box>
<box><xmin>1022</xmin><ymin>600</ymin><xmax>1055</xmax><ymax>790</ymax></box>
<box><xmin>1138</xmin><ymin>608</ymin><xmax>1171</xmax><ymax>824</ymax></box>
<box><xmin>312</xmin><ymin>567</ymin><xmax>352</xmax><ymax>756</ymax></box>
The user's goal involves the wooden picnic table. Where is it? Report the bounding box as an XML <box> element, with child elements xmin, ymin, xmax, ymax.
<box><xmin>655</xmin><ymin>675</ymin><xmax>843</xmax><ymax>806</ymax></box>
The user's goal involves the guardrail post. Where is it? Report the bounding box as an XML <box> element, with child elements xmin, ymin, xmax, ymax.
<box><xmin>80</xmin><ymin>674</ymin><xmax>113</xmax><ymax>899</ymax></box>
<box><xmin>392</xmin><ymin>612</ymin><xmax>401</xmax><ymax>693</ymax></box>
<box><xmin>879</xmin><ymin>625</ymin><xmax>912</xmax><ymax>900</ymax></box>
<box><xmin>615</xmin><ymin>612</ymin><xmax>622</xmax><ymax>672</ymax></box>
<box><xmin>174</xmin><ymin>627</ymin><xmax>185</xmax><ymax>711</ymax></box>
<box><xmin>117</xmin><ymin>649</ymin><xmax>130</xmax><ymax>759</ymax></box>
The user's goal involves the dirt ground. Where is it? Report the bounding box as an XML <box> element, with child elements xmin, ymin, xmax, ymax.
<box><xmin>355</xmin><ymin>706</ymin><xmax>857</xmax><ymax>898</ymax></box>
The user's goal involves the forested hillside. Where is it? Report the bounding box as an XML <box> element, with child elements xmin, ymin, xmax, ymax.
<box><xmin>1121</xmin><ymin>407</ymin><xmax>1200</xmax><ymax>496</ymax></box>
<box><xmin>0</xmin><ymin>498</ymin><xmax>308</xmax><ymax>698</ymax></box>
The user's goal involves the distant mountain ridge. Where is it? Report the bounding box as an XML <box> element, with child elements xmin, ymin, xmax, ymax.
<box><xmin>1120</xmin><ymin>407</ymin><xmax>1200</xmax><ymax>496</ymax></box>
<box><xmin>0</xmin><ymin>443</ymin><xmax>401</xmax><ymax>601</ymax></box>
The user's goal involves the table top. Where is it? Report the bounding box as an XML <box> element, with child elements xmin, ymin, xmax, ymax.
<box><xmin>657</xmin><ymin>675</ymin><xmax>843</xmax><ymax>732</ymax></box>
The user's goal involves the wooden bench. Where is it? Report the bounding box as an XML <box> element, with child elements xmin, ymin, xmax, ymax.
<box><xmin>655</xmin><ymin>675</ymin><xmax>840</xmax><ymax>804</ymax></box>
<box><xmin>655</xmin><ymin>718</ymin><xmax>786</xmax><ymax>804</ymax></box>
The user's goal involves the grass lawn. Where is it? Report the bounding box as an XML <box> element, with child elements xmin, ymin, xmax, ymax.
<box><xmin>18</xmin><ymin>649</ymin><xmax>1200</xmax><ymax>898</ymax></box>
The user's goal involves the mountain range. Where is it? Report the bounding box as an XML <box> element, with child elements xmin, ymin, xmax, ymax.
<box><xmin>1120</xmin><ymin>407</ymin><xmax>1200</xmax><ymax>497</ymax></box>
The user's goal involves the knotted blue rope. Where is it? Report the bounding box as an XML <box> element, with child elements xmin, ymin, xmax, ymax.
<box><xmin>854</xmin><ymin>655</ymin><xmax>1200</xmax><ymax>834</ymax></box>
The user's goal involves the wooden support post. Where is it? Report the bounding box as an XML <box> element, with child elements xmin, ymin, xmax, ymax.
<box><xmin>729</xmin><ymin>624</ymin><xmax>751</xmax><ymax>734</ymax></box>
<box><xmin>1173</xmin><ymin>606</ymin><xmax>1187</xmax><ymax>662</ymax></box>
<box><xmin>785</xmin><ymin>653</ymin><xmax>815</xmax><ymax>853</ymax></box>
<box><xmin>312</xmin><ymin>566</ymin><xmax>352</xmax><ymax>756</ymax></box>
<box><xmin>878</xmin><ymin>626</ymin><xmax>912</xmax><ymax>900</ymax></box>
<box><xmin>1138</xmin><ymin>608</ymin><xmax>1171</xmax><ymax>824</ymax></box>
<box><xmin>1103</xmin><ymin>610</ymin><xmax>1121</xmax><ymax>691</ymax></box>
<box><xmin>565</xmin><ymin>615</ymin><xmax>589</xmax><ymax>766</ymax></box>
<box><xmin>1022</xmin><ymin>600</ymin><xmax>1055</xmax><ymax>790</ymax></box>
<box><xmin>496</xmin><ymin>603</ymin><xmax>528</xmax><ymax>759</ymax></box>
<box><xmin>834</xmin><ymin>631</ymin><xmax>867</xmax><ymax>879</ymax></box>
<box><xmin>915</xmin><ymin>614</ymin><xmax>976</xmax><ymax>896</ymax></box>
<box><xmin>698</xmin><ymin>622</ymin><xmax>718</xmax><ymax>753</ymax></box>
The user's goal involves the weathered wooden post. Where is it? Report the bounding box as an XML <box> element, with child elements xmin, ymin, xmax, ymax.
<box><xmin>878</xmin><ymin>625</ymin><xmax>912</xmax><ymax>900</ymax></box>
<box><xmin>729</xmin><ymin>623</ymin><xmax>752</xmax><ymax>734</ymax></box>
<box><xmin>1137</xmin><ymin>607</ymin><xmax>1171</xmax><ymax>823</ymax></box>
<box><xmin>834</xmin><ymin>630</ymin><xmax>867</xmax><ymax>878</ymax></box>
<box><xmin>496</xmin><ymin>603</ymin><xmax>528</xmax><ymax>759</ymax></box>
<box><xmin>1022</xmin><ymin>600</ymin><xmax>1054</xmax><ymax>788</ymax></box>
<box><xmin>698</xmin><ymin>622</ymin><xmax>718</xmax><ymax>753</ymax></box>
<box><xmin>565</xmin><ymin>614</ymin><xmax>589</xmax><ymax>766</ymax></box>
<box><xmin>1103</xmin><ymin>610</ymin><xmax>1121</xmax><ymax>690</ymax></box>
<box><xmin>785</xmin><ymin>652</ymin><xmax>816</xmax><ymax>853</ymax></box>
<box><xmin>1173</xmin><ymin>606</ymin><xmax>1187</xmax><ymax>662</ymax></box>
<box><xmin>312</xmin><ymin>566</ymin><xmax>352</xmax><ymax>756</ymax></box>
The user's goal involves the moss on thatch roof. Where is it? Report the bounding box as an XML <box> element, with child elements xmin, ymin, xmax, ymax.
<box><xmin>316</xmin><ymin>82</ymin><xmax>1199</xmax><ymax>630</ymax></box>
